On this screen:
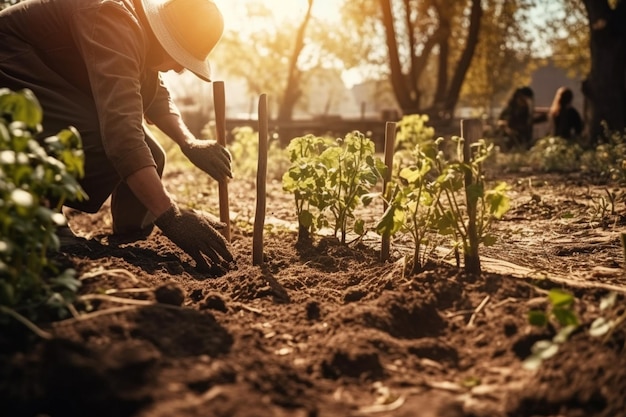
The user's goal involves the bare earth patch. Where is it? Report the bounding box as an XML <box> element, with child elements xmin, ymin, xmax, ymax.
<box><xmin>1</xmin><ymin>168</ymin><xmax>625</xmax><ymax>417</ymax></box>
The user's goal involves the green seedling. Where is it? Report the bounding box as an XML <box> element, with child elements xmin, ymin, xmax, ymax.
<box><xmin>376</xmin><ymin>142</ymin><xmax>441</xmax><ymax>274</ymax></box>
<box><xmin>524</xmin><ymin>289</ymin><xmax>580</xmax><ymax>370</ymax></box>
<box><xmin>434</xmin><ymin>137</ymin><xmax>510</xmax><ymax>274</ymax></box>
<box><xmin>319</xmin><ymin>131</ymin><xmax>386</xmax><ymax>243</ymax></box>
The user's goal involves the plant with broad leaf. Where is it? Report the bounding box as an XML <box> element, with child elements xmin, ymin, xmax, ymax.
<box><xmin>376</xmin><ymin>141</ymin><xmax>442</xmax><ymax>274</ymax></box>
<box><xmin>434</xmin><ymin>136</ymin><xmax>510</xmax><ymax>274</ymax></box>
<box><xmin>375</xmin><ymin>114</ymin><xmax>509</xmax><ymax>275</ymax></box>
<box><xmin>282</xmin><ymin>131</ymin><xmax>386</xmax><ymax>243</ymax></box>
<box><xmin>282</xmin><ymin>134</ymin><xmax>332</xmax><ymax>241</ymax></box>
<box><xmin>0</xmin><ymin>88</ymin><xmax>86</xmax><ymax>321</ymax></box>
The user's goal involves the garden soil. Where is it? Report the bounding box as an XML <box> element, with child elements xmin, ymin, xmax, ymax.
<box><xmin>1</xmin><ymin>166</ymin><xmax>625</xmax><ymax>417</ymax></box>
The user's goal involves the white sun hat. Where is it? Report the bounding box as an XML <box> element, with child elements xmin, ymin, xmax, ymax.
<box><xmin>140</xmin><ymin>0</ymin><xmax>224</xmax><ymax>82</ymax></box>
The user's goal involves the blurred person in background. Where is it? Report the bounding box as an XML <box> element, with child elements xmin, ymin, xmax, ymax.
<box><xmin>497</xmin><ymin>86</ymin><xmax>547</xmax><ymax>150</ymax></box>
<box><xmin>548</xmin><ymin>86</ymin><xmax>583</xmax><ymax>141</ymax></box>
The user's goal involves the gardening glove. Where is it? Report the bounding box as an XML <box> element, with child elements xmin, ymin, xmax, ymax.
<box><xmin>155</xmin><ymin>204</ymin><xmax>234</xmax><ymax>272</ymax></box>
<box><xmin>181</xmin><ymin>138</ymin><xmax>232</xmax><ymax>181</ymax></box>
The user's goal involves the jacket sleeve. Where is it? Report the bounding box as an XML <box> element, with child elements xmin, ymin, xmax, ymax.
<box><xmin>144</xmin><ymin>73</ymin><xmax>182</xmax><ymax>121</ymax></box>
<box><xmin>70</xmin><ymin>2</ymin><xmax>157</xmax><ymax>179</ymax></box>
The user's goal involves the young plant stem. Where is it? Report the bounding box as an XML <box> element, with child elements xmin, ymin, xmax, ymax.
<box><xmin>0</xmin><ymin>305</ymin><xmax>52</xmax><ymax>340</ymax></box>
<box><xmin>461</xmin><ymin>119</ymin><xmax>483</xmax><ymax>275</ymax></box>
<box><xmin>409</xmin><ymin>181</ymin><xmax>426</xmax><ymax>274</ymax></box>
<box><xmin>295</xmin><ymin>194</ymin><xmax>310</xmax><ymax>242</ymax></box>
<box><xmin>381</xmin><ymin>122</ymin><xmax>396</xmax><ymax>262</ymax></box>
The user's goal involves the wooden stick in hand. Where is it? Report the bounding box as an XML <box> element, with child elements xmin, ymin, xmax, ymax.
<box><xmin>213</xmin><ymin>81</ymin><xmax>231</xmax><ymax>242</ymax></box>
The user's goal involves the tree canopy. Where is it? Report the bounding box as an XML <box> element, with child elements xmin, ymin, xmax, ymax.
<box><xmin>5</xmin><ymin>0</ymin><xmax>626</xmax><ymax>143</ymax></box>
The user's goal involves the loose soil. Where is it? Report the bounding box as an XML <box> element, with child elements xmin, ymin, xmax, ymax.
<box><xmin>1</xmin><ymin>164</ymin><xmax>625</xmax><ymax>417</ymax></box>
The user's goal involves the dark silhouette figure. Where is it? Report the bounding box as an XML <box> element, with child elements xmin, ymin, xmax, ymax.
<box><xmin>497</xmin><ymin>86</ymin><xmax>547</xmax><ymax>149</ymax></box>
<box><xmin>548</xmin><ymin>87</ymin><xmax>583</xmax><ymax>140</ymax></box>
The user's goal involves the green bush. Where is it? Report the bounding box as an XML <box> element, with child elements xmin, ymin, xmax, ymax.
<box><xmin>527</xmin><ymin>136</ymin><xmax>583</xmax><ymax>173</ymax></box>
<box><xmin>0</xmin><ymin>88</ymin><xmax>86</xmax><ymax>318</ymax></box>
<box><xmin>229</xmin><ymin>126</ymin><xmax>290</xmax><ymax>181</ymax></box>
<box><xmin>580</xmin><ymin>126</ymin><xmax>626</xmax><ymax>184</ymax></box>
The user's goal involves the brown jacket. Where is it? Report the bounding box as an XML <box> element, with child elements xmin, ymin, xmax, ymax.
<box><xmin>0</xmin><ymin>0</ymin><xmax>178</xmax><ymax>181</ymax></box>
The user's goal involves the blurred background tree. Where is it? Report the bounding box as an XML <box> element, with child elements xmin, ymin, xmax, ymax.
<box><xmin>579</xmin><ymin>0</ymin><xmax>625</xmax><ymax>143</ymax></box>
<box><xmin>4</xmin><ymin>0</ymin><xmax>626</xmax><ymax>145</ymax></box>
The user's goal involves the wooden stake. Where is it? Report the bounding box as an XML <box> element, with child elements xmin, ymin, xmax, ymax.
<box><xmin>461</xmin><ymin>118</ymin><xmax>483</xmax><ymax>274</ymax></box>
<box><xmin>213</xmin><ymin>81</ymin><xmax>231</xmax><ymax>242</ymax></box>
<box><xmin>253</xmin><ymin>94</ymin><xmax>268</xmax><ymax>266</ymax></box>
<box><xmin>381</xmin><ymin>121</ymin><xmax>396</xmax><ymax>262</ymax></box>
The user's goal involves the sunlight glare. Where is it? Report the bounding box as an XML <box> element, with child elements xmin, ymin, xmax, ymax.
<box><xmin>214</xmin><ymin>0</ymin><xmax>342</xmax><ymax>29</ymax></box>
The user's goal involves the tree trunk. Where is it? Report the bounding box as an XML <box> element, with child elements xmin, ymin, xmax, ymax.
<box><xmin>381</xmin><ymin>0</ymin><xmax>482</xmax><ymax>118</ymax></box>
<box><xmin>582</xmin><ymin>0</ymin><xmax>626</xmax><ymax>144</ymax></box>
<box><xmin>380</xmin><ymin>0</ymin><xmax>420</xmax><ymax>113</ymax></box>
<box><xmin>277</xmin><ymin>0</ymin><xmax>314</xmax><ymax>122</ymax></box>
<box><xmin>442</xmin><ymin>0</ymin><xmax>482</xmax><ymax>118</ymax></box>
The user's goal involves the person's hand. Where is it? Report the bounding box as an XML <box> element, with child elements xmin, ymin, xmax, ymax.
<box><xmin>181</xmin><ymin>138</ymin><xmax>232</xmax><ymax>181</ymax></box>
<box><xmin>155</xmin><ymin>204</ymin><xmax>234</xmax><ymax>272</ymax></box>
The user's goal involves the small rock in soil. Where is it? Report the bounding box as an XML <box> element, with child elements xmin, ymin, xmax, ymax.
<box><xmin>189</xmin><ymin>288</ymin><xmax>204</xmax><ymax>302</ymax></box>
<box><xmin>305</xmin><ymin>301</ymin><xmax>321</xmax><ymax>320</ymax></box>
<box><xmin>154</xmin><ymin>282</ymin><xmax>186</xmax><ymax>306</ymax></box>
<box><xmin>201</xmin><ymin>292</ymin><xmax>229</xmax><ymax>312</ymax></box>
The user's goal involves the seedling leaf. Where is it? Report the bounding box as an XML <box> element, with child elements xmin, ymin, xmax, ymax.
<box><xmin>548</xmin><ymin>289</ymin><xmax>574</xmax><ymax>308</ymax></box>
<box><xmin>552</xmin><ymin>307</ymin><xmax>579</xmax><ymax>327</ymax></box>
<box><xmin>589</xmin><ymin>317</ymin><xmax>613</xmax><ymax>337</ymax></box>
<box><xmin>528</xmin><ymin>310</ymin><xmax>548</xmax><ymax>327</ymax></box>
<box><xmin>600</xmin><ymin>292</ymin><xmax>617</xmax><ymax>311</ymax></box>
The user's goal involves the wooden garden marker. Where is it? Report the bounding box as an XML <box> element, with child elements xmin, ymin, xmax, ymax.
<box><xmin>252</xmin><ymin>94</ymin><xmax>268</xmax><ymax>266</ymax></box>
<box><xmin>213</xmin><ymin>81</ymin><xmax>231</xmax><ymax>242</ymax></box>
<box><xmin>381</xmin><ymin>121</ymin><xmax>396</xmax><ymax>262</ymax></box>
<box><xmin>461</xmin><ymin>118</ymin><xmax>483</xmax><ymax>274</ymax></box>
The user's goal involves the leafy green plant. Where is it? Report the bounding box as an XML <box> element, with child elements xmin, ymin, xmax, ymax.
<box><xmin>528</xmin><ymin>289</ymin><xmax>580</xmax><ymax>328</ymax></box>
<box><xmin>376</xmin><ymin>141</ymin><xmax>442</xmax><ymax>273</ymax></box>
<box><xmin>320</xmin><ymin>131</ymin><xmax>386</xmax><ymax>243</ymax></box>
<box><xmin>376</xmin><ymin>114</ymin><xmax>509</xmax><ymax>275</ymax></box>
<box><xmin>524</xmin><ymin>289</ymin><xmax>580</xmax><ymax>370</ymax></box>
<box><xmin>282</xmin><ymin>134</ymin><xmax>331</xmax><ymax>241</ymax></box>
<box><xmin>283</xmin><ymin>131</ymin><xmax>386</xmax><ymax>243</ymax></box>
<box><xmin>0</xmin><ymin>88</ymin><xmax>86</xmax><ymax>322</ymax></box>
<box><xmin>434</xmin><ymin>137</ymin><xmax>510</xmax><ymax>274</ymax></box>
<box><xmin>580</xmin><ymin>123</ymin><xmax>626</xmax><ymax>184</ymax></box>
<box><xmin>394</xmin><ymin>114</ymin><xmax>437</xmax><ymax>153</ymax></box>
